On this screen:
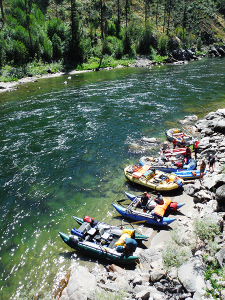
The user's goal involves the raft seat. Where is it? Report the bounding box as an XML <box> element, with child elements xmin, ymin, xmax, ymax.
<box><xmin>87</xmin><ymin>227</ymin><xmax>96</xmax><ymax>236</ymax></box>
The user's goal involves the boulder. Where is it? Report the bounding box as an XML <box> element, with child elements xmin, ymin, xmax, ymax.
<box><xmin>141</xmin><ymin>137</ymin><xmax>157</xmax><ymax>143</ymax></box>
<box><xmin>215</xmin><ymin>248</ymin><xmax>225</xmax><ymax>268</ymax></box>
<box><xmin>214</xmin><ymin>119</ymin><xmax>225</xmax><ymax>134</ymax></box>
<box><xmin>139</xmin><ymin>245</ymin><xmax>164</xmax><ymax>269</ymax></box>
<box><xmin>179</xmin><ymin>115</ymin><xmax>198</xmax><ymax>124</ymax></box>
<box><xmin>60</xmin><ymin>265</ymin><xmax>97</xmax><ymax>300</ymax></box>
<box><xmin>135</xmin><ymin>290</ymin><xmax>150</xmax><ymax>300</ymax></box>
<box><xmin>149</xmin><ymin>270</ymin><xmax>165</xmax><ymax>282</ymax></box>
<box><xmin>216</xmin><ymin>184</ymin><xmax>225</xmax><ymax>200</ymax></box>
<box><xmin>178</xmin><ymin>255</ymin><xmax>206</xmax><ymax>294</ymax></box>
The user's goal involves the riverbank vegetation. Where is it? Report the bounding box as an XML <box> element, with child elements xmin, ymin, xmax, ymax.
<box><xmin>0</xmin><ymin>0</ymin><xmax>225</xmax><ymax>81</ymax></box>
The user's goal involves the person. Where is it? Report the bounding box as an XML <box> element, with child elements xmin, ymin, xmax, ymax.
<box><xmin>172</xmin><ymin>138</ymin><xmax>177</xmax><ymax>149</ymax></box>
<box><xmin>194</xmin><ymin>140</ymin><xmax>199</xmax><ymax>160</ymax></box>
<box><xmin>185</xmin><ymin>145</ymin><xmax>192</xmax><ymax>163</ymax></box>
<box><xmin>200</xmin><ymin>160</ymin><xmax>206</xmax><ymax>182</ymax></box>
<box><xmin>209</xmin><ymin>154</ymin><xmax>215</xmax><ymax>173</ymax></box>
<box><xmin>154</xmin><ymin>192</ymin><xmax>164</xmax><ymax>205</ymax></box>
<box><xmin>140</xmin><ymin>191</ymin><xmax>150</xmax><ymax>211</ymax></box>
<box><xmin>180</xmin><ymin>136</ymin><xmax>185</xmax><ymax>148</ymax></box>
<box><xmin>161</xmin><ymin>142</ymin><xmax>170</xmax><ymax>153</ymax></box>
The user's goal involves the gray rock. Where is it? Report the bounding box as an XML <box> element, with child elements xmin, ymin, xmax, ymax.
<box><xmin>178</xmin><ymin>255</ymin><xmax>206</xmax><ymax>294</ymax></box>
<box><xmin>215</xmin><ymin>248</ymin><xmax>225</xmax><ymax>268</ymax></box>
<box><xmin>149</xmin><ymin>270</ymin><xmax>165</xmax><ymax>282</ymax></box>
<box><xmin>132</xmin><ymin>275</ymin><xmax>143</xmax><ymax>286</ymax></box>
<box><xmin>60</xmin><ymin>265</ymin><xmax>97</xmax><ymax>300</ymax></box>
<box><xmin>139</xmin><ymin>246</ymin><xmax>164</xmax><ymax>269</ymax></box>
<box><xmin>214</xmin><ymin>119</ymin><xmax>225</xmax><ymax>134</ymax></box>
<box><xmin>135</xmin><ymin>290</ymin><xmax>150</xmax><ymax>300</ymax></box>
<box><xmin>183</xmin><ymin>184</ymin><xmax>196</xmax><ymax>196</ymax></box>
<box><xmin>221</xmin><ymin>289</ymin><xmax>225</xmax><ymax>300</ymax></box>
<box><xmin>216</xmin><ymin>184</ymin><xmax>225</xmax><ymax>200</ymax></box>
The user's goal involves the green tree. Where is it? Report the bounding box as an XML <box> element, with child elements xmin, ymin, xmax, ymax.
<box><xmin>52</xmin><ymin>33</ymin><xmax>62</xmax><ymax>59</ymax></box>
<box><xmin>70</xmin><ymin>0</ymin><xmax>83</xmax><ymax>62</ymax></box>
<box><xmin>13</xmin><ymin>39</ymin><xmax>28</xmax><ymax>64</ymax></box>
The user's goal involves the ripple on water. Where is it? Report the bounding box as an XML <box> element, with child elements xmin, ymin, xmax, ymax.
<box><xmin>1</xmin><ymin>58</ymin><xmax>225</xmax><ymax>299</ymax></box>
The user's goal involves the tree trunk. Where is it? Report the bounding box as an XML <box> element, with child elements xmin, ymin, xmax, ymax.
<box><xmin>0</xmin><ymin>0</ymin><xmax>4</xmax><ymax>25</ymax></box>
<box><xmin>25</xmin><ymin>0</ymin><xmax>34</xmax><ymax>57</ymax></box>
<box><xmin>166</xmin><ymin>0</ymin><xmax>172</xmax><ymax>35</ymax></box>
<box><xmin>156</xmin><ymin>0</ymin><xmax>159</xmax><ymax>26</ymax></box>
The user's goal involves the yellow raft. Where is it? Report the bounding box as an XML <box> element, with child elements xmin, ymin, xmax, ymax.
<box><xmin>124</xmin><ymin>165</ymin><xmax>184</xmax><ymax>192</ymax></box>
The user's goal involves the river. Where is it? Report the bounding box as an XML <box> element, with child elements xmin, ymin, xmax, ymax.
<box><xmin>0</xmin><ymin>57</ymin><xmax>225</xmax><ymax>299</ymax></box>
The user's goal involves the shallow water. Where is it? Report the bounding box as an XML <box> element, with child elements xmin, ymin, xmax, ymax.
<box><xmin>0</xmin><ymin>57</ymin><xmax>225</xmax><ymax>299</ymax></box>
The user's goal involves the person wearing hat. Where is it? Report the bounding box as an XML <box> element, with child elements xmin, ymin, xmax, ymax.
<box><xmin>140</xmin><ymin>191</ymin><xmax>150</xmax><ymax>209</ymax></box>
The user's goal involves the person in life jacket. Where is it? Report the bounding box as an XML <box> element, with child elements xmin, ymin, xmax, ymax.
<box><xmin>185</xmin><ymin>145</ymin><xmax>192</xmax><ymax>163</ymax></box>
<box><xmin>194</xmin><ymin>140</ymin><xmax>199</xmax><ymax>160</ymax></box>
<box><xmin>172</xmin><ymin>138</ymin><xmax>177</xmax><ymax>149</ymax></box>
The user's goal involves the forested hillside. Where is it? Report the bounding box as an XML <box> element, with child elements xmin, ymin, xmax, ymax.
<box><xmin>0</xmin><ymin>0</ymin><xmax>225</xmax><ymax>71</ymax></box>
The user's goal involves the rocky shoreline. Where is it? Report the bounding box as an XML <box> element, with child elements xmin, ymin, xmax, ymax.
<box><xmin>56</xmin><ymin>109</ymin><xmax>225</xmax><ymax>300</ymax></box>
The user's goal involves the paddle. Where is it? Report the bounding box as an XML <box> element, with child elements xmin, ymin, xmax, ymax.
<box><xmin>117</xmin><ymin>198</ymin><xmax>128</xmax><ymax>203</ymax></box>
<box><xmin>131</xmin><ymin>220</ymin><xmax>146</xmax><ymax>224</ymax></box>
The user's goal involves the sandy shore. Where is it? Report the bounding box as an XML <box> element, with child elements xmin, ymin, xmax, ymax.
<box><xmin>135</xmin><ymin>191</ymin><xmax>194</xmax><ymax>248</ymax></box>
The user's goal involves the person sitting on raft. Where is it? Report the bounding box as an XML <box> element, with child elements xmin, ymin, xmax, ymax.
<box><xmin>154</xmin><ymin>193</ymin><xmax>164</xmax><ymax>205</ymax></box>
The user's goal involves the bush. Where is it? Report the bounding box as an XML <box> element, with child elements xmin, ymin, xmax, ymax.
<box><xmin>193</xmin><ymin>217</ymin><xmax>220</xmax><ymax>242</ymax></box>
<box><xmin>162</xmin><ymin>242</ymin><xmax>191</xmax><ymax>269</ymax></box>
<box><xmin>52</xmin><ymin>33</ymin><xmax>63</xmax><ymax>60</ymax></box>
<box><xmin>13</xmin><ymin>40</ymin><xmax>29</xmax><ymax>65</ymax></box>
<box><xmin>106</xmin><ymin>36</ymin><xmax>124</xmax><ymax>59</ymax></box>
<box><xmin>106</xmin><ymin>20</ymin><xmax>117</xmax><ymax>37</ymax></box>
<box><xmin>158</xmin><ymin>34</ymin><xmax>168</xmax><ymax>56</ymax></box>
<box><xmin>197</xmin><ymin>36</ymin><xmax>202</xmax><ymax>51</ymax></box>
<box><xmin>137</xmin><ymin>23</ymin><xmax>154</xmax><ymax>55</ymax></box>
<box><xmin>42</xmin><ymin>37</ymin><xmax>53</xmax><ymax>61</ymax></box>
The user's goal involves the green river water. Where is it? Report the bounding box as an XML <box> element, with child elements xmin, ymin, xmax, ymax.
<box><xmin>0</xmin><ymin>57</ymin><xmax>225</xmax><ymax>299</ymax></box>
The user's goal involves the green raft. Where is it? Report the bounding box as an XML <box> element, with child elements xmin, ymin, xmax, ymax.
<box><xmin>58</xmin><ymin>216</ymin><xmax>149</xmax><ymax>264</ymax></box>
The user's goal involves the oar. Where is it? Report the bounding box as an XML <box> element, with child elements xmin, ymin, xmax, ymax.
<box><xmin>117</xmin><ymin>198</ymin><xmax>128</xmax><ymax>203</ymax></box>
<box><xmin>131</xmin><ymin>220</ymin><xmax>146</xmax><ymax>224</ymax></box>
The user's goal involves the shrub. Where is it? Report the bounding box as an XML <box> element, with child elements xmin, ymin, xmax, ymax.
<box><xmin>13</xmin><ymin>40</ymin><xmax>29</xmax><ymax>65</ymax></box>
<box><xmin>193</xmin><ymin>217</ymin><xmax>220</xmax><ymax>242</ymax></box>
<box><xmin>162</xmin><ymin>242</ymin><xmax>191</xmax><ymax>269</ymax></box>
<box><xmin>106</xmin><ymin>36</ymin><xmax>124</xmax><ymax>59</ymax></box>
<box><xmin>42</xmin><ymin>37</ymin><xmax>53</xmax><ymax>61</ymax></box>
<box><xmin>137</xmin><ymin>23</ymin><xmax>154</xmax><ymax>55</ymax></box>
<box><xmin>158</xmin><ymin>34</ymin><xmax>168</xmax><ymax>56</ymax></box>
<box><xmin>52</xmin><ymin>33</ymin><xmax>63</xmax><ymax>60</ymax></box>
<box><xmin>106</xmin><ymin>20</ymin><xmax>117</xmax><ymax>37</ymax></box>
<box><xmin>197</xmin><ymin>36</ymin><xmax>202</xmax><ymax>51</ymax></box>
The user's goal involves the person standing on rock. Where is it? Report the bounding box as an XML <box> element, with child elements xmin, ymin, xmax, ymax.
<box><xmin>180</xmin><ymin>137</ymin><xmax>185</xmax><ymax>148</ymax></box>
<box><xmin>209</xmin><ymin>154</ymin><xmax>215</xmax><ymax>173</ymax></box>
<box><xmin>161</xmin><ymin>142</ymin><xmax>170</xmax><ymax>153</ymax></box>
<box><xmin>172</xmin><ymin>138</ymin><xmax>177</xmax><ymax>149</ymax></box>
<box><xmin>200</xmin><ymin>160</ymin><xmax>206</xmax><ymax>182</ymax></box>
<box><xmin>194</xmin><ymin>140</ymin><xmax>199</xmax><ymax>160</ymax></box>
<box><xmin>185</xmin><ymin>145</ymin><xmax>192</xmax><ymax>163</ymax></box>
